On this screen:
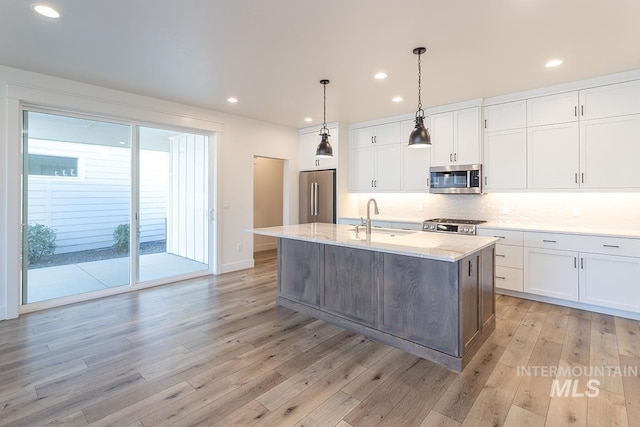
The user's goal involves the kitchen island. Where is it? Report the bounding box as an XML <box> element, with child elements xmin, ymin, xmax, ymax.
<box><xmin>251</xmin><ymin>223</ymin><xmax>498</xmax><ymax>371</ymax></box>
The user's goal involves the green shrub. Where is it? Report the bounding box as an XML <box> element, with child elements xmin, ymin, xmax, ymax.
<box><xmin>28</xmin><ymin>223</ymin><xmax>57</xmax><ymax>264</ymax></box>
<box><xmin>113</xmin><ymin>224</ymin><xmax>130</xmax><ymax>253</ymax></box>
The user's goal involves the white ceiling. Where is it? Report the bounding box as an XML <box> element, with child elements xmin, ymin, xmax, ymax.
<box><xmin>1</xmin><ymin>0</ymin><xmax>639</xmax><ymax>129</ymax></box>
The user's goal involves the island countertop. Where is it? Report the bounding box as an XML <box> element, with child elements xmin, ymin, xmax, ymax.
<box><xmin>251</xmin><ymin>223</ymin><xmax>499</xmax><ymax>262</ymax></box>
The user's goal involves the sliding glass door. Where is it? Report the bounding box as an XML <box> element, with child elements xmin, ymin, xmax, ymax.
<box><xmin>21</xmin><ymin>109</ymin><xmax>213</xmax><ymax>306</ymax></box>
<box><xmin>22</xmin><ymin>110</ymin><xmax>132</xmax><ymax>304</ymax></box>
<box><xmin>137</xmin><ymin>126</ymin><xmax>210</xmax><ymax>283</ymax></box>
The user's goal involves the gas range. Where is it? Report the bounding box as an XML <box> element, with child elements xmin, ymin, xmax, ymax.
<box><xmin>422</xmin><ymin>218</ymin><xmax>486</xmax><ymax>235</ymax></box>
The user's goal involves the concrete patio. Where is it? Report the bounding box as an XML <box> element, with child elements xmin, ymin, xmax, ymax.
<box><xmin>26</xmin><ymin>253</ymin><xmax>208</xmax><ymax>303</ymax></box>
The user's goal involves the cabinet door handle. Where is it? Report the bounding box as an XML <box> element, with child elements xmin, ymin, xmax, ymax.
<box><xmin>581</xmin><ymin>105</ymin><xmax>584</xmax><ymax>116</ymax></box>
<box><xmin>454</xmin><ymin>153</ymin><xmax>457</xmax><ymax>162</ymax></box>
<box><xmin>575</xmin><ymin>173</ymin><xmax>578</xmax><ymax>184</ymax></box>
<box><xmin>450</xmin><ymin>153</ymin><xmax>453</xmax><ymax>162</ymax></box>
<box><xmin>581</xmin><ymin>173</ymin><xmax>584</xmax><ymax>184</ymax></box>
<box><xmin>581</xmin><ymin>258</ymin><xmax>584</xmax><ymax>269</ymax></box>
<box><xmin>496</xmin><ymin>254</ymin><xmax>506</xmax><ymax>257</ymax></box>
<box><xmin>468</xmin><ymin>260</ymin><xmax>472</xmax><ymax>276</ymax></box>
<box><xmin>484</xmin><ymin>119</ymin><xmax>487</xmax><ymax>129</ymax></box>
<box><xmin>496</xmin><ymin>276</ymin><xmax>506</xmax><ymax>280</ymax></box>
<box><xmin>426</xmin><ymin>178</ymin><xmax>430</xmax><ymax>187</ymax></box>
<box><xmin>371</xmin><ymin>180</ymin><xmax>374</xmax><ymax>187</ymax></box>
<box><xmin>574</xmin><ymin>257</ymin><xmax>577</xmax><ymax>268</ymax></box>
<box><xmin>484</xmin><ymin>176</ymin><xmax>488</xmax><ymax>186</ymax></box>
<box><xmin>574</xmin><ymin>106</ymin><xmax>577</xmax><ymax>117</ymax></box>
<box><xmin>603</xmin><ymin>244</ymin><xmax>620</xmax><ymax>248</ymax></box>
<box><xmin>374</xmin><ymin>180</ymin><xmax>377</xmax><ymax>188</ymax></box>
<box><xmin>542</xmin><ymin>239</ymin><xmax>557</xmax><ymax>243</ymax></box>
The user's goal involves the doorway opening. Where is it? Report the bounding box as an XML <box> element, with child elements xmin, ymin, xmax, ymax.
<box><xmin>253</xmin><ymin>156</ymin><xmax>284</xmax><ymax>254</ymax></box>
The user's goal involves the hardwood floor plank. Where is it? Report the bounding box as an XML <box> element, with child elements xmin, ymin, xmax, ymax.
<box><xmin>500</xmin><ymin>311</ymin><xmax>546</xmax><ymax>368</ymax></box>
<box><xmin>433</xmin><ymin>341</ymin><xmax>506</xmax><ymax>423</ymax></box>
<box><xmin>538</xmin><ymin>311</ymin><xmax>569</xmax><ymax>345</ymax></box>
<box><xmin>292</xmin><ymin>390</ymin><xmax>361</xmax><ymax>427</ymax></box>
<box><xmin>459</xmin><ymin>363</ymin><xmax>521</xmax><ymax>427</ymax></box>
<box><xmin>512</xmin><ymin>338</ymin><xmax>562</xmax><ymax>417</ymax></box>
<box><xmin>503</xmin><ymin>404</ymin><xmax>545</xmax><ymax>427</ymax></box>
<box><xmin>590</xmin><ymin>329</ymin><xmax>624</xmax><ymax>395</ymax></box>
<box><xmin>587</xmin><ymin>389</ymin><xmax>629</xmax><ymax>427</ymax></box>
<box><xmin>45</xmin><ymin>410</ymin><xmax>88</xmax><ymax>426</ymax></box>
<box><xmin>544</xmin><ymin>359</ymin><xmax>588</xmax><ymax>427</ymax></box>
<box><xmin>560</xmin><ymin>315</ymin><xmax>591</xmax><ymax>367</ymax></box>
<box><xmin>341</xmin><ymin>348</ymin><xmax>414</xmax><ymax>401</ymax></box>
<box><xmin>619</xmin><ymin>355</ymin><xmax>640</xmax><ymax>425</ymax></box>
<box><xmin>419</xmin><ymin>410</ymin><xmax>461</xmax><ymax>427</ymax></box>
<box><xmin>256</xmin><ymin>334</ymin><xmax>372</xmax><ymax>411</ymax></box>
<box><xmin>614</xmin><ymin>317</ymin><xmax>640</xmax><ymax>358</ymax></box>
<box><xmin>215</xmin><ymin>399</ymin><xmax>270</xmax><ymax>427</ymax></box>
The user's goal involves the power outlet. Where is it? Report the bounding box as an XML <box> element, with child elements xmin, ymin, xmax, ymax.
<box><xmin>237</xmin><ymin>243</ymin><xmax>243</xmax><ymax>252</ymax></box>
<box><xmin>499</xmin><ymin>206</ymin><xmax>509</xmax><ymax>215</ymax></box>
<box><xmin>223</xmin><ymin>201</ymin><xmax>230</xmax><ymax>209</ymax></box>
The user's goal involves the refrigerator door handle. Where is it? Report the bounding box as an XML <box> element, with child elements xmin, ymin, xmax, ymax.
<box><xmin>310</xmin><ymin>182</ymin><xmax>314</xmax><ymax>216</ymax></box>
<box><xmin>314</xmin><ymin>182</ymin><xmax>319</xmax><ymax>216</ymax></box>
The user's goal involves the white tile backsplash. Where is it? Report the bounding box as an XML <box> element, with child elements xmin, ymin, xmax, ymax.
<box><xmin>352</xmin><ymin>192</ymin><xmax>640</xmax><ymax>231</ymax></box>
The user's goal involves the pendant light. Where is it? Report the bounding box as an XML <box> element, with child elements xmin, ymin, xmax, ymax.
<box><xmin>408</xmin><ymin>47</ymin><xmax>431</xmax><ymax>147</ymax></box>
<box><xmin>315</xmin><ymin>79</ymin><xmax>333</xmax><ymax>158</ymax></box>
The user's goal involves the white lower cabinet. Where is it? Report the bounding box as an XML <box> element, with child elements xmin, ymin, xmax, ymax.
<box><xmin>478</xmin><ymin>228</ymin><xmax>523</xmax><ymax>291</ymax></box>
<box><xmin>524</xmin><ymin>248</ymin><xmax>580</xmax><ymax>301</ymax></box>
<box><xmin>579</xmin><ymin>253</ymin><xmax>640</xmax><ymax>312</ymax></box>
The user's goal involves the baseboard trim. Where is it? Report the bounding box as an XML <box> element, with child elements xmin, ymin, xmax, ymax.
<box><xmin>220</xmin><ymin>259</ymin><xmax>255</xmax><ymax>274</ymax></box>
<box><xmin>497</xmin><ymin>289</ymin><xmax>640</xmax><ymax>321</ymax></box>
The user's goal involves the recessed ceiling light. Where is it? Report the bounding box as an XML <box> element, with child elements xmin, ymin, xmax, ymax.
<box><xmin>392</xmin><ymin>97</ymin><xmax>403</xmax><ymax>103</ymax></box>
<box><xmin>32</xmin><ymin>4</ymin><xmax>61</xmax><ymax>18</ymax></box>
<box><xmin>374</xmin><ymin>72</ymin><xmax>388</xmax><ymax>80</ymax></box>
<box><xmin>304</xmin><ymin>117</ymin><xmax>312</xmax><ymax>122</ymax></box>
<box><xmin>227</xmin><ymin>97</ymin><xmax>238</xmax><ymax>103</ymax></box>
<box><xmin>545</xmin><ymin>59</ymin><xmax>563</xmax><ymax>68</ymax></box>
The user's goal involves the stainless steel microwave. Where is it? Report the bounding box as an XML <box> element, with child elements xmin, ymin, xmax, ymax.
<box><xmin>430</xmin><ymin>164</ymin><xmax>482</xmax><ymax>194</ymax></box>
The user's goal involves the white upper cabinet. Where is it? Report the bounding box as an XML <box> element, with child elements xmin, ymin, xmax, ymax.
<box><xmin>483</xmin><ymin>129</ymin><xmax>527</xmax><ymax>190</ymax></box>
<box><xmin>401</xmin><ymin>119</ymin><xmax>431</xmax><ymax>191</ymax></box>
<box><xmin>350</xmin><ymin>122</ymin><xmax>402</xmax><ymax>192</ymax></box>
<box><xmin>527</xmin><ymin>122</ymin><xmax>580</xmax><ymax>189</ymax></box>
<box><xmin>483</xmin><ymin>100</ymin><xmax>526</xmax><ymax>132</ymax></box>
<box><xmin>580</xmin><ymin>114</ymin><xmax>640</xmax><ymax>188</ymax></box>
<box><xmin>299</xmin><ymin>125</ymin><xmax>338</xmax><ymax>171</ymax></box>
<box><xmin>431</xmin><ymin>107</ymin><xmax>480</xmax><ymax>167</ymax></box>
<box><xmin>527</xmin><ymin>92</ymin><xmax>579</xmax><ymax>126</ymax></box>
<box><xmin>351</xmin><ymin>122</ymin><xmax>401</xmax><ymax>149</ymax></box>
<box><xmin>579</xmin><ymin>80</ymin><xmax>640</xmax><ymax>120</ymax></box>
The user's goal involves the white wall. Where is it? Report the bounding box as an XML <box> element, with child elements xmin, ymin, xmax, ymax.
<box><xmin>351</xmin><ymin>192</ymin><xmax>640</xmax><ymax>231</ymax></box>
<box><xmin>0</xmin><ymin>65</ymin><xmax>299</xmax><ymax>319</ymax></box>
<box><xmin>253</xmin><ymin>157</ymin><xmax>284</xmax><ymax>252</ymax></box>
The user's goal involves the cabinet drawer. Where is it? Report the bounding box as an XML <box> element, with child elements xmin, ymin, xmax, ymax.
<box><xmin>495</xmin><ymin>244</ymin><xmax>523</xmax><ymax>269</ymax></box>
<box><xmin>524</xmin><ymin>232</ymin><xmax>584</xmax><ymax>251</ymax></box>
<box><xmin>579</xmin><ymin>235</ymin><xmax>640</xmax><ymax>257</ymax></box>
<box><xmin>495</xmin><ymin>266</ymin><xmax>523</xmax><ymax>292</ymax></box>
<box><xmin>478</xmin><ymin>228</ymin><xmax>523</xmax><ymax>246</ymax></box>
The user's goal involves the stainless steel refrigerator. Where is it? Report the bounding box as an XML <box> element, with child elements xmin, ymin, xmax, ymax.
<box><xmin>299</xmin><ymin>169</ymin><xmax>336</xmax><ymax>224</ymax></box>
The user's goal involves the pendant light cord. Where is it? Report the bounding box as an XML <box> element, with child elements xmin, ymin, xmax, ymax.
<box><xmin>417</xmin><ymin>52</ymin><xmax>422</xmax><ymax>111</ymax></box>
<box><xmin>322</xmin><ymin>82</ymin><xmax>328</xmax><ymax>134</ymax></box>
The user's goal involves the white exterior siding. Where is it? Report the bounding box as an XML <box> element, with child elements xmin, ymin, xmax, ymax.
<box><xmin>28</xmin><ymin>139</ymin><xmax>168</xmax><ymax>253</ymax></box>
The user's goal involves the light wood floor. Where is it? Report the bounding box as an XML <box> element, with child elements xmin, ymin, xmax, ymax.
<box><xmin>1</xmin><ymin>250</ymin><xmax>639</xmax><ymax>426</ymax></box>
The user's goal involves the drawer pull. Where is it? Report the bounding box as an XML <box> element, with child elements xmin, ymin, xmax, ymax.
<box><xmin>542</xmin><ymin>239</ymin><xmax>557</xmax><ymax>243</ymax></box>
<box><xmin>493</xmin><ymin>235</ymin><xmax>506</xmax><ymax>239</ymax></box>
<box><xmin>603</xmin><ymin>244</ymin><xmax>620</xmax><ymax>248</ymax></box>
<box><xmin>495</xmin><ymin>254</ymin><xmax>506</xmax><ymax>258</ymax></box>
<box><xmin>496</xmin><ymin>276</ymin><xmax>506</xmax><ymax>280</ymax></box>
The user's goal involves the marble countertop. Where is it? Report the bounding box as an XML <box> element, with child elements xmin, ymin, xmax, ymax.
<box><xmin>480</xmin><ymin>222</ymin><xmax>640</xmax><ymax>239</ymax></box>
<box><xmin>250</xmin><ymin>223</ymin><xmax>499</xmax><ymax>262</ymax></box>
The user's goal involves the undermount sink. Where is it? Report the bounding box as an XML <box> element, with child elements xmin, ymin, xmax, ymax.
<box><xmin>348</xmin><ymin>227</ymin><xmax>416</xmax><ymax>237</ymax></box>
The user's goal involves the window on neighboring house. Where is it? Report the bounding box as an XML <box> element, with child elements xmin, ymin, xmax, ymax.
<box><xmin>28</xmin><ymin>154</ymin><xmax>78</xmax><ymax>177</ymax></box>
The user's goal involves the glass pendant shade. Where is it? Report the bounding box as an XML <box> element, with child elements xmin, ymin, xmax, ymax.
<box><xmin>408</xmin><ymin>116</ymin><xmax>431</xmax><ymax>147</ymax></box>
<box><xmin>315</xmin><ymin>132</ymin><xmax>333</xmax><ymax>157</ymax></box>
